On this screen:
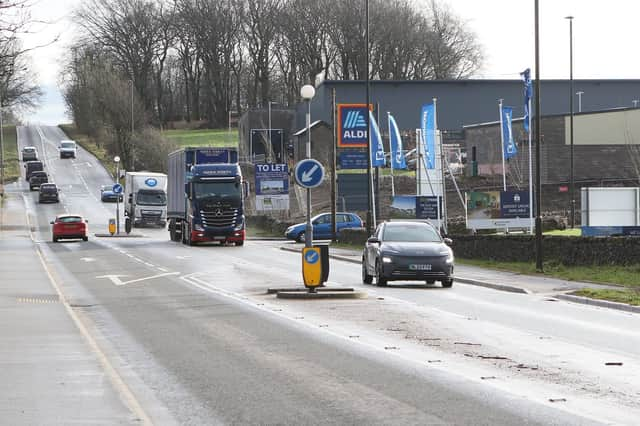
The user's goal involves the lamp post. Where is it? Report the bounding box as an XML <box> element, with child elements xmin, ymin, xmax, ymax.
<box><xmin>365</xmin><ymin>0</ymin><xmax>373</xmax><ymax>234</ymax></box>
<box><xmin>0</xmin><ymin>93</ymin><xmax>4</xmax><ymax>190</ymax></box>
<box><xmin>114</xmin><ymin>156</ymin><xmax>121</xmax><ymax>234</ymax></box>
<box><xmin>565</xmin><ymin>15</ymin><xmax>575</xmax><ymax>229</ymax></box>
<box><xmin>301</xmin><ymin>84</ymin><xmax>315</xmax><ymax>248</ymax></box>
<box><xmin>268</xmin><ymin>101</ymin><xmax>277</xmax><ymax>162</ymax></box>
<box><xmin>534</xmin><ymin>0</ymin><xmax>543</xmax><ymax>272</ymax></box>
<box><xmin>577</xmin><ymin>91</ymin><xmax>584</xmax><ymax>112</ymax></box>
<box><xmin>130</xmin><ymin>79</ymin><xmax>135</xmax><ymax>169</ymax></box>
<box><xmin>633</xmin><ymin>100</ymin><xmax>639</xmax><ymax>108</ymax></box>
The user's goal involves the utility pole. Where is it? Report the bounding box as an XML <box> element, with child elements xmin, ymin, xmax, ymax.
<box><xmin>566</xmin><ymin>15</ymin><xmax>575</xmax><ymax>229</ymax></box>
<box><xmin>534</xmin><ymin>0</ymin><xmax>543</xmax><ymax>272</ymax></box>
<box><xmin>0</xmin><ymin>93</ymin><xmax>4</xmax><ymax>190</ymax></box>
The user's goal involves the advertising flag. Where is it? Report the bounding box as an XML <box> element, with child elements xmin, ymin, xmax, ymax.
<box><xmin>388</xmin><ymin>113</ymin><xmax>407</xmax><ymax>170</ymax></box>
<box><xmin>501</xmin><ymin>106</ymin><xmax>518</xmax><ymax>159</ymax></box>
<box><xmin>520</xmin><ymin>68</ymin><xmax>532</xmax><ymax>133</ymax></box>
<box><xmin>369</xmin><ymin>110</ymin><xmax>385</xmax><ymax>167</ymax></box>
<box><xmin>421</xmin><ymin>103</ymin><xmax>436</xmax><ymax>169</ymax></box>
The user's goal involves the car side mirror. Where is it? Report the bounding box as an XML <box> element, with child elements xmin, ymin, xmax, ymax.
<box><xmin>49</xmin><ymin>220</ymin><xmax>54</xmax><ymax>224</ymax></box>
<box><xmin>367</xmin><ymin>237</ymin><xmax>380</xmax><ymax>245</ymax></box>
<box><xmin>444</xmin><ymin>237</ymin><xmax>452</xmax><ymax>245</ymax></box>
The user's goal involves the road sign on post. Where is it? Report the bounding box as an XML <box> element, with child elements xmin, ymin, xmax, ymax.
<box><xmin>302</xmin><ymin>247</ymin><xmax>322</xmax><ymax>287</ymax></box>
<box><xmin>294</xmin><ymin>159</ymin><xmax>325</xmax><ymax>189</ymax></box>
<box><xmin>112</xmin><ymin>183</ymin><xmax>123</xmax><ymax>194</ymax></box>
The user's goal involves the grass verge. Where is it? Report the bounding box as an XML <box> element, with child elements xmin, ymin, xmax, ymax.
<box><xmin>571</xmin><ymin>288</ymin><xmax>640</xmax><ymax>306</ymax></box>
<box><xmin>1</xmin><ymin>125</ymin><xmax>19</xmax><ymax>184</ymax></box>
<box><xmin>162</xmin><ymin>129</ymin><xmax>237</xmax><ymax>148</ymax></box>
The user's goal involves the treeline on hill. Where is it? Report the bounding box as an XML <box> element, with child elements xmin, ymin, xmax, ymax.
<box><xmin>62</xmin><ymin>0</ymin><xmax>483</xmax><ymax>170</ymax></box>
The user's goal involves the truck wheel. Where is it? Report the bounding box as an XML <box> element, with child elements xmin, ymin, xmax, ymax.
<box><xmin>169</xmin><ymin>224</ymin><xmax>177</xmax><ymax>241</ymax></box>
<box><xmin>125</xmin><ymin>217</ymin><xmax>132</xmax><ymax>234</ymax></box>
<box><xmin>235</xmin><ymin>241</ymin><xmax>244</xmax><ymax>246</ymax></box>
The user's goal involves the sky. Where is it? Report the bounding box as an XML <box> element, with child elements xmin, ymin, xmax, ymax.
<box><xmin>17</xmin><ymin>0</ymin><xmax>640</xmax><ymax>125</ymax></box>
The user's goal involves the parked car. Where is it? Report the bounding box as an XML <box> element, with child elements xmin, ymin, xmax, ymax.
<box><xmin>100</xmin><ymin>184</ymin><xmax>123</xmax><ymax>202</ymax></box>
<box><xmin>58</xmin><ymin>140</ymin><xmax>77</xmax><ymax>159</ymax></box>
<box><xmin>24</xmin><ymin>160</ymin><xmax>44</xmax><ymax>181</ymax></box>
<box><xmin>362</xmin><ymin>221</ymin><xmax>454</xmax><ymax>287</ymax></box>
<box><xmin>21</xmin><ymin>146</ymin><xmax>38</xmax><ymax>162</ymax></box>
<box><xmin>29</xmin><ymin>171</ymin><xmax>48</xmax><ymax>190</ymax></box>
<box><xmin>38</xmin><ymin>183</ymin><xmax>60</xmax><ymax>203</ymax></box>
<box><xmin>50</xmin><ymin>214</ymin><xmax>88</xmax><ymax>242</ymax></box>
<box><xmin>285</xmin><ymin>212</ymin><xmax>364</xmax><ymax>242</ymax></box>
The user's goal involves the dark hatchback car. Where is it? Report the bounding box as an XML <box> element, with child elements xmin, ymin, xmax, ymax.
<box><xmin>100</xmin><ymin>184</ymin><xmax>123</xmax><ymax>202</ymax></box>
<box><xmin>25</xmin><ymin>160</ymin><xmax>44</xmax><ymax>181</ymax></box>
<box><xmin>362</xmin><ymin>221</ymin><xmax>454</xmax><ymax>287</ymax></box>
<box><xmin>29</xmin><ymin>171</ymin><xmax>48</xmax><ymax>190</ymax></box>
<box><xmin>38</xmin><ymin>183</ymin><xmax>60</xmax><ymax>203</ymax></box>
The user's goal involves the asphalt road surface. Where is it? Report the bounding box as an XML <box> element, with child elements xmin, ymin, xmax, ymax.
<box><xmin>3</xmin><ymin>125</ymin><xmax>639</xmax><ymax>425</ymax></box>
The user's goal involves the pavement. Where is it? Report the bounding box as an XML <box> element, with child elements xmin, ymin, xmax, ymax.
<box><xmin>280</xmin><ymin>243</ymin><xmax>640</xmax><ymax>314</ymax></box>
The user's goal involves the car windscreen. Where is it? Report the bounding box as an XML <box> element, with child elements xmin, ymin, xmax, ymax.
<box><xmin>382</xmin><ymin>224</ymin><xmax>441</xmax><ymax>242</ymax></box>
<box><xmin>101</xmin><ymin>185</ymin><xmax>113</xmax><ymax>191</ymax></box>
<box><xmin>194</xmin><ymin>181</ymin><xmax>241</xmax><ymax>204</ymax></box>
<box><xmin>61</xmin><ymin>142</ymin><xmax>75</xmax><ymax>148</ymax></box>
<box><xmin>23</xmin><ymin>148</ymin><xmax>35</xmax><ymax>153</ymax></box>
<box><xmin>136</xmin><ymin>190</ymin><xmax>167</xmax><ymax>206</ymax></box>
<box><xmin>58</xmin><ymin>216</ymin><xmax>82</xmax><ymax>223</ymax></box>
<box><xmin>40</xmin><ymin>185</ymin><xmax>57</xmax><ymax>192</ymax></box>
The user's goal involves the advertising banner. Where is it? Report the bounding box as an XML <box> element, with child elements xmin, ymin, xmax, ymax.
<box><xmin>338</xmin><ymin>104</ymin><xmax>371</xmax><ymax>148</ymax></box>
<box><xmin>255</xmin><ymin>163</ymin><xmax>289</xmax><ymax>211</ymax></box>
<box><xmin>389</xmin><ymin>195</ymin><xmax>442</xmax><ymax>221</ymax></box>
<box><xmin>466</xmin><ymin>190</ymin><xmax>531</xmax><ymax>229</ymax></box>
<box><xmin>416</xmin><ymin>196</ymin><xmax>443</xmax><ymax>220</ymax></box>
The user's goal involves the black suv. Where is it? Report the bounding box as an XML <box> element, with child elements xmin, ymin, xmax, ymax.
<box><xmin>29</xmin><ymin>171</ymin><xmax>48</xmax><ymax>190</ymax></box>
<box><xmin>25</xmin><ymin>160</ymin><xmax>44</xmax><ymax>181</ymax></box>
<box><xmin>38</xmin><ymin>183</ymin><xmax>60</xmax><ymax>203</ymax></box>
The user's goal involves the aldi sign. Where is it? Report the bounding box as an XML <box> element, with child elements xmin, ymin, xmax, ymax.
<box><xmin>338</xmin><ymin>104</ymin><xmax>371</xmax><ymax>147</ymax></box>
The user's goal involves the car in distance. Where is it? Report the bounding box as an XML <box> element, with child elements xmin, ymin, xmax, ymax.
<box><xmin>100</xmin><ymin>184</ymin><xmax>123</xmax><ymax>202</ymax></box>
<box><xmin>21</xmin><ymin>146</ymin><xmax>38</xmax><ymax>161</ymax></box>
<box><xmin>362</xmin><ymin>221</ymin><xmax>454</xmax><ymax>288</ymax></box>
<box><xmin>285</xmin><ymin>212</ymin><xmax>364</xmax><ymax>242</ymax></box>
<box><xmin>58</xmin><ymin>140</ymin><xmax>77</xmax><ymax>159</ymax></box>
<box><xmin>50</xmin><ymin>214</ymin><xmax>88</xmax><ymax>242</ymax></box>
<box><xmin>38</xmin><ymin>183</ymin><xmax>60</xmax><ymax>203</ymax></box>
<box><xmin>24</xmin><ymin>160</ymin><xmax>44</xmax><ymax>181</ymax></box>
<box><xmin>29</xmin><ymin>171</ymin><xmax>48</xmax><ymax>190</ymax></box>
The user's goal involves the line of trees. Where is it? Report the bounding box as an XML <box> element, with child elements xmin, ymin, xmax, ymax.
<box><xmin>62</xmin><ymin>0</ymin><xmax>482</xmax><ymax>169</ymax></box>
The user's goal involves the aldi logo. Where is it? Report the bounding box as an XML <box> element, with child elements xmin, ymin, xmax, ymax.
<box><xmin>338</xmin><ymin>104</ymin><xmax>372</xmax><ymax>147</ymax></box>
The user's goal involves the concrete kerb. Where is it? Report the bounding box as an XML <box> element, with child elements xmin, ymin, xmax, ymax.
<box><xmin>276</xmin><ymin>290</ymin><xmax>367</xmax><ymax>300</ymax></box>
<box><xmin>555</xmin><ymin>294</ymin><xmax>640</xmax><ymax>314</ymax></box>
<box><xmin>94</xmin><ymin>233</ymin><xmax>145</xmax><ymax>238</ymax></box>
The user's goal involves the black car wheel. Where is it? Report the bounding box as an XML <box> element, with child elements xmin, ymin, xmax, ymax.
<box><xmin>376</xmin><ymin>260</ymin><xmax>387</xmax><ymax>287</ymax></box>
<box><xmin>362</xmin><ymin>258</ymin><xmax>373</xmax><ymax>284</ymax></box>
<box><xmin>82</xmin><ymin>236</ymin><xmax>88</xmax><ymax>242</ymax></box>
<box><xmin>296</xmin><ymin>231</ymin><xmax>305</xmax><ymax>243</ymax></box>
<box><xmin>442</xmin><ymin>279</ymin><xmax>453</xmax><ymax>288</ymax></box>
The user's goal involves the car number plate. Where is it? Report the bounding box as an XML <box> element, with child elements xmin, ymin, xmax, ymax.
<box><xmin>213</xmin><ymin>236</ymin><xmax>226</xmax><ymax>240</ymax></box>
<box><xmin>409</xmin><ymin>264</ymin><xmax>432</xmax><ymax>271</ymax></box>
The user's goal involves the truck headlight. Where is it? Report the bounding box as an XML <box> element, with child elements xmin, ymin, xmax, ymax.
<box><xmin>382</xmin><ymin>256</ymin><xmax>393</xmax><ymax>263</ymax></box>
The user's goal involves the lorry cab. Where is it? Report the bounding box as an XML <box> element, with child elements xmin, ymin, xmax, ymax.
<box><xmin>124</xmin><ymin>172</ymin><xmax>168</xmax><ymax>228</ymax></box>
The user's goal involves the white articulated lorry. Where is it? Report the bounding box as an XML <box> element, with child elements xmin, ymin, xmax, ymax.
<box><xmin>124</xmin><ymin>172</ymin><xmax>168</xmax><ymax>229</ymax></box>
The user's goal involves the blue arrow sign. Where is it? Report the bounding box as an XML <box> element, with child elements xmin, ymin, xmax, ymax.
<box><xmin>304</xmin><ymin>250</ymin><xmax>319</xmax><ymax>264</ymax></box>
<box><xmin>294</xmin><ymin>159</ymin><xmax>325</xmax><ymax>189</ymax></box>
<box><xmin>112</xmin><ymin>183</ymin><xmax>123</xmax><ymax>194</ymax></box>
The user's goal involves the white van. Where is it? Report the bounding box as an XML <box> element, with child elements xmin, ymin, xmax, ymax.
<box><xmin>58</xmin><ymin>140</ymin><xmax>77</xmax><ymax>159</ymax></box>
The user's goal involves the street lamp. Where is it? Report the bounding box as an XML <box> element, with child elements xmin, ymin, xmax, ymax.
<box><xmin>633</xmin><ymin>100</ymin><xmax>639</xmax><ymax>108</ymax></box>
<box><xmin>300</xmin><ymin>84</ymin><xmax>315</xmax><ymax>248</ymax></box>
<box><xmin>268</xmin><ymin>101</ymin><xmax>277</xmax><ymax>162</ymax></box>
<box><xmin>129</xmin><ymin>79</ymin><xmax>135</xmax><ymax>169</ymax></box>
<box><xmin>114</xmin><ymin>156</ymin><xmax>121</xmax><ymax>234</ymax></box>
<box><xmin>577</xmin><ymin>91</ymin><xmax>584</xmax><ymax>112</ymax></box>
<box><xmin>0</xmin><ymin>93</ymin><xmax>4</xmax><ymax>190</ymax></box>
<box><xmin>565</xmin><ymin>15</ymin><xmax>575</xmax><ymax>229</ymax></box>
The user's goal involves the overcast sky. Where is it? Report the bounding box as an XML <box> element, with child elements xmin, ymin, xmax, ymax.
<box><xmin>18</xmin><ymin>0</ymin><xmax>640</xmax><ymax>125</ymax></box>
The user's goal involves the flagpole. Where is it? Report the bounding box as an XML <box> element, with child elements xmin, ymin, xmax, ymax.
<box><xmin>434</xmin><ymin>98</ymin><xmax>447</xmax><ymax>234</ymax></box>
<box><xmin>528</xmin><ymin>97</ymin><xmax>534</xmax><ymax>234</ymax></box>
<box><xmin>388</xmin><ymin>112</ymin><xmax>395</xmax><ymax>197</ymax></box>
<box><xmin>499</xmin><ymin>99</ymin><xmax>507</xmax><ymax>191</ymax></box>
<box><xmin>368</xmin><ymin>110</ymin><xmax>377</xmax><ymax>228</ymax></box>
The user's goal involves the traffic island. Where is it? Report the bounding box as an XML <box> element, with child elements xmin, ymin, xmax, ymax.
<box><xmin>273</xmin><ymin>288</ymin><xmax>367</xmax><ymax>300</ymax></box>
<box><xmin>94</xmin><ymin>233</ymin><xmax>145</xmax><ymax>238</ymax></box>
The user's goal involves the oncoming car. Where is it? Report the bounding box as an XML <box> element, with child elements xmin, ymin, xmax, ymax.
<box><xmin>362</xmin><ymin>221</ymin><xmax>454</xmax><ymax>287</ymax></box>
<box><xmin>50</xmin><ymin>214</ymin><xmax>89</xmax><ymax>242</ymax></box>
<box><xmin>100</xmin><ymin>184</ymin><xmax>123</xmax><ymax>202</ymax></box>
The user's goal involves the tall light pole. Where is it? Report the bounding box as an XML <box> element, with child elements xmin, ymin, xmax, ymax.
<box><xmin>130</xmin><ymin>79</ymin><xmax>135</xmax><ymax>170</ymax></box>
<box><xmin>0</xmin><ymin>93</ymin><xmax>4</xmax><ymax>190</ymax></box>
<box><xmin>577</xmin><ymin>91</ymin><xmax>584</xmax><ymax>112</ymax></box>
<box><xmin>268</xmin><ymin>101</ymin><xmax>277</xmax><ymax>162</ymax></box>
<box><xmin>534</xmin><ymin>0</ymin><xmax>543</xmax><ymax>272</ymax></box>
<box><xmin>364</xmin><ymin>0</ymin><xmax>373</xmax><ymax>234</ymax></box>
<box><xmin>566</xmin><ymin>15</ymin><xmax>575</xmax><ymax>229</ymax></box>
<box><xmin>114</xmin><ymin>156</ymin><xmax>121</xmax><ymax>234</ymax></box>
<box><xmin>301</xmin><ymin>85</ymin><xmax>315</xmax><ymax>248</ymax></box>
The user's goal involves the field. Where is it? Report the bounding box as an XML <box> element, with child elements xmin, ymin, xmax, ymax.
<box><xmin>1</xmin><ymin>125</ymin><xmax>19</xmax><ymax>184</ymax></box>
<box><xmin>162</xmin><ymin>129</ymin><xmax>238</xmax><ymax>148</ymax></box>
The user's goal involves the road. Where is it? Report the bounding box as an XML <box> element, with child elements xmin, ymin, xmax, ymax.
<box><xmin>2</xmin><ymin>124</ymin><xmax>639</xmax><ymax>424</ymax></box>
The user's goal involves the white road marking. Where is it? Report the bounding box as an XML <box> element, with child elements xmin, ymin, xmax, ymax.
<box><xmin>157</xmin><ymin>267</ymin><xmax>169</xmax><ymax>272</ymax></box>
<box><xmin>80</xmin><ymin>257</ymin><xmax>96</xmax><ymax>262</ymax></box>
<box><xmin>97</xmin><ymin>272</ymin><xmax>180</xmax><ymax>286</ymax></box>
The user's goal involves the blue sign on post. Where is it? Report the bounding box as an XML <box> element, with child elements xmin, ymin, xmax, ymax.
<box><xmin>112</xmin><ymin>183</ymin><xmax>123</xmax><ymax>194</ymax></box>
<box><xmin>294</xmin><ymin>159</ymin><xmax>325</xmax><ymax>189</ymax></box>
<box><xmin>304</xmin><ymin>249</ymin><xmax>319</xmax><ymax>264</ymax></box>
<box><xmin>339</xmin><ymin>151</ymin><xmax>368</xmax><ymax>169</ymax></box>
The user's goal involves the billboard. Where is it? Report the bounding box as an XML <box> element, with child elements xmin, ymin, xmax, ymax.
<box><xmin>466</xmin><ymin>190</ymin><xmax>531</xmax><ymax>230</ymax></box>
<box><xmin>390</xmin><ymin>195</ymin><xmax>442</xmax><ymax>221</ymax></box>
<box><xmin>255</xmin><ymin>163</ymin><xmax>289</xmax><ymax>211</ymax></box>
<box><xmin>338</xmin><ymin>104</ymin><xmax>372</xmax><ymax>148</ymax></box>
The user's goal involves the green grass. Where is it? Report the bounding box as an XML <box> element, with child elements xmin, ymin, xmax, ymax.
<box><xmin>544</xmin><ymin>228</ymin><xmax>582</xmax><ymax>236</ymax></box>
<box><xmin>162</xmin><ymin>129</ymin><xmax>237</xmax><ymax>148</ymax></box>
<box><xmin>573</xmin><ymin>288</ymin><xmax>640</xmax><ymax>305</ymax></box>
<box><xmin>246</xmin><ymin>225</ymin><xmax>281</xmax><ymax>238</ymax></box>
<box><xmin>1</xmin><ymin>125</ymin><xmax>19</xmax><ymax>185</ymax></box>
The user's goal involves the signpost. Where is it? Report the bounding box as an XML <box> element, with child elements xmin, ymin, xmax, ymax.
<box><xmin>255</xmin><ymin>163</ymin><xmax>289</xmax><ymax>211</ymax></box>
<box><xmin>294</xmin><ymin>158</ymin><xmax>325</xmax><ymax>189</ymax></box>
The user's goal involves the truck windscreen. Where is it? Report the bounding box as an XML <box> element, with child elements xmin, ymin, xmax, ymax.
<box><xmin>137</xmin><ymin>190</ymin><xmax>167</xmax><ymax>206</ymax></box>
<box><xmin>194</xmin><ymin>182</ymin><xmax>241</xmax><ymax>204</ymax></box>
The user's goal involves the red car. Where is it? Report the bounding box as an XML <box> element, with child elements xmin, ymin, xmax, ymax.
<box><xmin>50</xmin><ymin>214</ymin><xmax>89</xmax><ymax>242</ymax></box>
